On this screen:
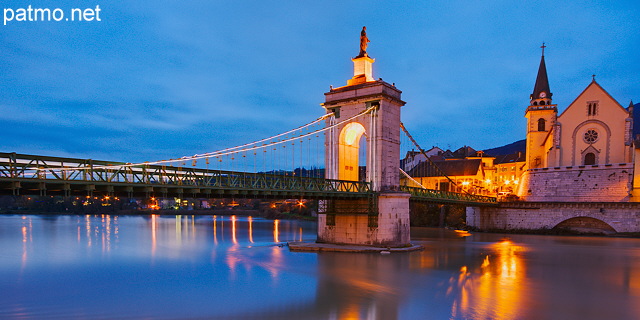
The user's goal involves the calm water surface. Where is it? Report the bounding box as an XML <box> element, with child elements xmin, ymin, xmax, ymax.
<box><xmin>1</xmin><ymin>214</ymin><xmax>640</xmax><ymax>319</ymax></box>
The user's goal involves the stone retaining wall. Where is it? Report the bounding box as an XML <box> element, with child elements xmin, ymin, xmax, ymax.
<box><xmin>518</xmin><ymin>164</ymin><xmax>633</xmax><ymax>202</ymax></box>
<box><xmin>467</xmin><ymin>202</ymin><xmax>640</xmax><ymax>233</ymax></box>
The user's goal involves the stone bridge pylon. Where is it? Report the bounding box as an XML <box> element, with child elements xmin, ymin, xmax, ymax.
<box><xmin>317</xmin><ymin>30</ymin><xmax>411</xmax><ymax>247</ymax></box>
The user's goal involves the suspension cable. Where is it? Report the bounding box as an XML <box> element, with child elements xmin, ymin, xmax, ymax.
<box><xmin>399</xmin><ymin>168</ymin><xmax>427</xmax><ymax>189</ymax></box>
<box><xmin>51</xmin><ymin>106</ymin><xmax>376</xmax><ymax>172</ymax></box>
<box><xmin>400</xmin><ymin>122</ymin><xmax>467</xmax><ymax>193</ymax></box>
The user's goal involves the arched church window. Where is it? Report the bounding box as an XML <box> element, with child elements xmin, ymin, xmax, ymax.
<box><xmin>537</xmin><ymin>118</ymin><xmax>546</xmax><ymax>131</ymax></box>
<box><xmin>584</xmin><ymin>152</ymin><xmax>596</xmax><ymax>165</ymax></box>
<box><xmin>533</xmin><ymin>101</ymin><xmax>538</xmax><ymax>106</ymax></box>
<box><xmin>583</xmin><ymin>129</ymin><xmax>598</xmax><ymax>144</ymax></box>
<box><xmin>540</xmin><ymin>100</ymin><xmax>545</xmax><ymax>105</ymax></box>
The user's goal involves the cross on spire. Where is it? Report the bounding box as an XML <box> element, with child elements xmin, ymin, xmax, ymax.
<box><xmin>541</xmin><ymin>42</ymin><xmax>546</xmax><ymax>56</ymax></box>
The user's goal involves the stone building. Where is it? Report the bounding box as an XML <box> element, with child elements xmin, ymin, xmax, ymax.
<box><xmin>404</xmin><ymin>157</ymin><xmax>495</xmax><ymax>195</ymax></box>
<box><xmin>493</xmin><ymin>152</ymin><xmax>526</xmax><ymax>194</ymax></box>
<box><xmin>401</xmin><ymin>147</ymin><xmax>443</xmax><ymax>172</ymax></box>
<box><xmin>516</xmin><ymin>47</ymin><xmax>635</xmax><ymax>202</ymax></box>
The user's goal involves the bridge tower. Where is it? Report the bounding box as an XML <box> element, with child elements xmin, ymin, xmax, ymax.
<box><xmin>317</xmin><ymin>27</ymin><xmax>411</xmax><ymax>247</ymax></box>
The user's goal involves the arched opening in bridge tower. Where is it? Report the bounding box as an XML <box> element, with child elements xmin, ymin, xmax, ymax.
<box><xmin>338</xmin><ymin>122</ymin><xmax>366</xmax><ymax>181</ymax></box>
<box><xmin>553</xmin><ymin>216</ymin><xmax>617</xmax><ymax>234</ymax></box>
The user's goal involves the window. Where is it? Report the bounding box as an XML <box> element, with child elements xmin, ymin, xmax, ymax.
<box><xmin>537</xmin><ymin>118</ymin><xmax>546</xmax><ymax>131</ymax></box>
<box><xmin>587</xmin><ymin>101</ymin><xmax>598</xmax><ymax>116</ymax></box>
<box><xmin>329</xmin><ymin>107</ymin><xmax>341</xmax><ymax>118</ymax></box>
<box><xmin>584</xmin><ymin>152</ymin><xmax>596</xmax><ymax>165</ymax></box>
<box><xmin>583</xmin><ymin>129</ymin><xmax>598</xmax><ymax>144</ymax></box>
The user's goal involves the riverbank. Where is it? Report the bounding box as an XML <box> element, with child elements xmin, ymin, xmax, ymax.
<box><xmin>461</xmin><ymin>225</ymin><xmax>640</xmax><ymax>238</ymax></box>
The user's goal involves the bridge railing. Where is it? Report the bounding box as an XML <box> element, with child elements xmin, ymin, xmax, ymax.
<box><xmin>400</xmin><ymin>185</ymin><xmax>497</xmax><ymax>204</ymax></box>
<box><xmin>1</xmin><ymin>153</ymin><xmax>496</xmax><ymax>204</ymax></box>
<box><xmin>0</xmin><ymin>152</ymin><xmax>371</xmax><ymax>195</ymax></box>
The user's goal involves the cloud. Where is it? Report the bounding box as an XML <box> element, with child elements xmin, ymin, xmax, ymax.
<box><xmin>0</xmin><ymin>1</ymin><xmax>638</xmax><ymax>162</ymax></box>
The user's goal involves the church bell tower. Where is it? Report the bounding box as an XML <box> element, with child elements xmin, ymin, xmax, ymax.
<box><xmin>525</xmin><ymin>43</ymin><xmax>558</xmax><ymax>169</ymax></box>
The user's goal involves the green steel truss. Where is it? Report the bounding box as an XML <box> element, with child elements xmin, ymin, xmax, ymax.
<box><xmin>0</xmin><ymin>153</ymin><xmax>497</xmax><ymax>206</ymax></box>
<box><xmin>400</xmin><ymin>186</ymin><xmax>498</xmax><ymax>206</ymax></box>
<box><xmin>0</xmin><ymin>153</ymin><xmax>370</xmax><ymax>198</ymax></box>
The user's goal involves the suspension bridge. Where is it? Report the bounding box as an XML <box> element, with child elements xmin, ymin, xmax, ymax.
<box><xmin>0</xmin><ymin>110</ymin><xmax>494</xmax><ymax>205</ymax></box>
<box><xmin>0</xmin><ymin>30</ymin><xmax>496</xmax><ymax>247</ymax></box>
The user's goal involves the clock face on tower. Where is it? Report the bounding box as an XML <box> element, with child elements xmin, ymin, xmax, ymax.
<box><xmin>539</xmin><ymin>92</ymin><xmax>547</xmax><ymax>98</ymax></box>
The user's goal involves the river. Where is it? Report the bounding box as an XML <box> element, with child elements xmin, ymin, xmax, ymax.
<box><xmin>0</xmin><ymin>214</ymin><xmax>639</xmax><ymax>319</ymax></box>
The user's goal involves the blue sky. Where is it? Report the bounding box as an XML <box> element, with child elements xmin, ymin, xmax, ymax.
<box><xmin>1</xmin><ymin>1</ymin><xmax>639</xmax><ymax>163</ymax></box>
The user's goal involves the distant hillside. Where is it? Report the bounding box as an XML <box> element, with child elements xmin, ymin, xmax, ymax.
<box><xmin>483</xmin><ymin>139</ymin><xmax>526</xmax><ymax>157</ymax></box>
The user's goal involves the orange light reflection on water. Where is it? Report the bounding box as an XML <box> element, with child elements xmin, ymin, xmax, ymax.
<box><xmin>151</xmin><ymin>214</ymin><xmax>157</xmax><ymax>256</ymax></box>
<box><xmin>21</xmin><ymin>226</ymin><xmax>27</xmax><ymax>243</ymax></box>
<box><xmin>450</xmin><ymin>239</ymin><xmax>527</xmax><ymax>320</ymax></box>
<box><xmin>20</xmin><ymin>217</ymin><xmax>32</xmax><ymax>273</ymax></box>
<box><xmin>213</xmin><ymin>215</ymin><xmax>218</xmax><ymax>245</ymax></box>
<box><xmin>85</xmin><ymin>215</ymin><xmax>92</xmax><ymax>247</ymax></box>
<box><xmin>273</xmin><ymin>219</ymin><xmax>280</xmax><ymax>243</ymax></box>
<box><xmin>231</xmin><ymin>215</ymin><xmax>238</xmax><ymax>244</ymax></box>
<box><xmin>225</xmin><ymin>218</ymin><xmax>241</xmax><ymax>278</ymax></box>
<box><xmin>175</xmin><ymin>215</ymin><xmax>181</xmax><ymax>244</ymax></box>
<box><xmin>268</xmin><ymin>246</ymin><xmax>283</xmax><ymax>280</ymax></box>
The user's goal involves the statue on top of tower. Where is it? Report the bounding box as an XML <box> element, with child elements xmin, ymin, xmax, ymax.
<box><xmin>358</xmin><ymin>26</ymin><xmax>370</xmax><ymax>58</ymax></box>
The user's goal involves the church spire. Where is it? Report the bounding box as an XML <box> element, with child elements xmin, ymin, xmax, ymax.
<box><xmin>531</xmin><ymin>43</ymin><xmax>552</xmax><ymax>101</ymax></box>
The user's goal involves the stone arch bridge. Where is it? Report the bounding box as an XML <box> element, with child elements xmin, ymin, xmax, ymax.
<box><xmin>467</xmin><ymin>202</ymin><xmax>640</xmax><ymax>233</ymax></box>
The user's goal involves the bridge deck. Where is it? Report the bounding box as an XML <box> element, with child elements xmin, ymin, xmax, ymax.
<box><xmin>401</xmin><ymin>186</ymin><xmax>498</xmax><ymax>206</ymax></box>
<box><xmin>0</xmin><ymin>153</ymin><xmax>497</xmax><ymax>205</ymax></box>
<box><xmin>0</xmin><ymin>153</ymin><xmax>371</xmax><ymax>199</ymax></box>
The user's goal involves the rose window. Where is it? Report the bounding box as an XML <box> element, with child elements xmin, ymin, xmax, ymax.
<box><xmin>583</xmin><ymin>129</ymin><xmax>598</xmax><ymax>144</ymax></box>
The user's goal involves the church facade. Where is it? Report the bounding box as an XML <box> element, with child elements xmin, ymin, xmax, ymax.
<box><xmin>517</xmin><ymin>48</ymin><xmax>636</xmax><ymax>202</ymax></box>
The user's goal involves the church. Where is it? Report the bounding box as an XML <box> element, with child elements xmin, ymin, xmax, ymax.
<box><xmin>516</xmin><ymin>45</ymin><xmax>636</xmax><ymax>202</ymax></box>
